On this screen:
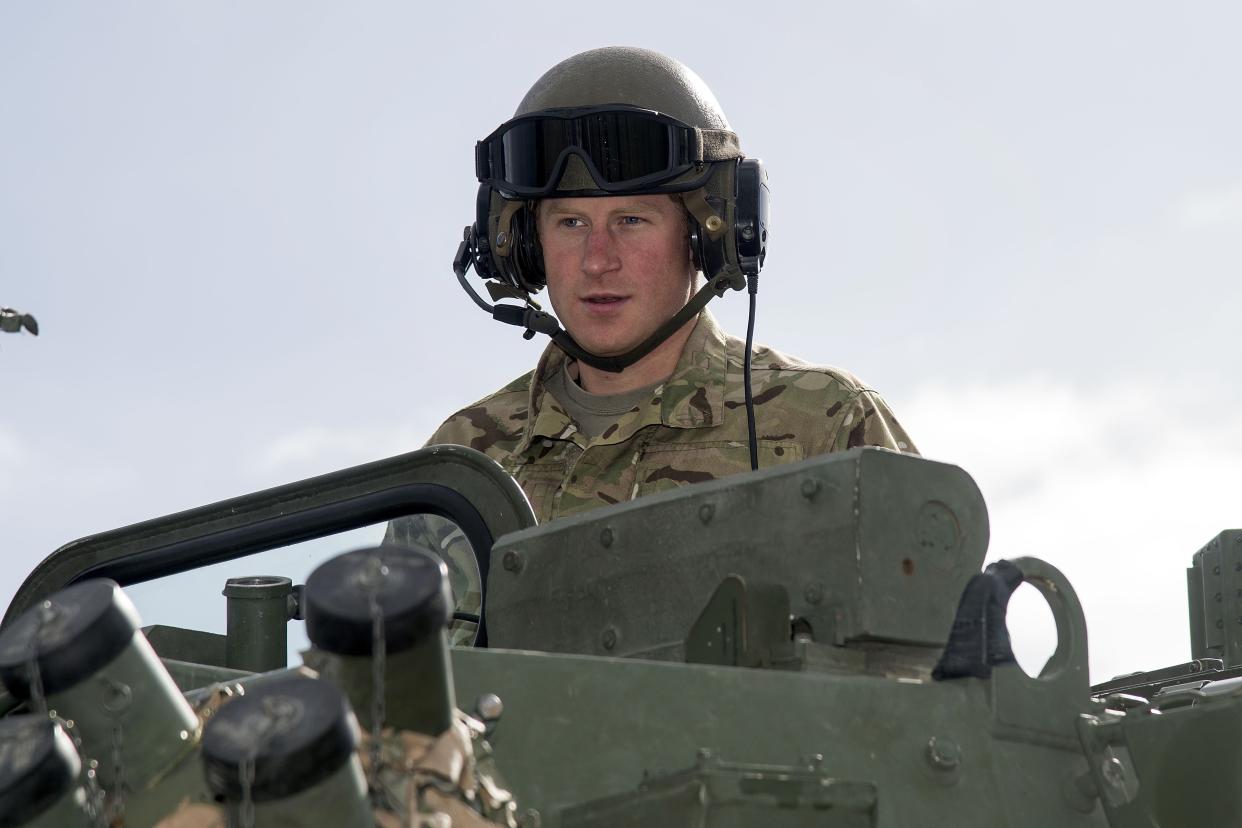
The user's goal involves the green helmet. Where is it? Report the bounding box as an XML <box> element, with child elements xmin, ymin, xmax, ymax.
<box><xmin>455</xmin><ymin>47</ymin><xmax>769</xmax><ymax>373</ymax></box>
<box><xmin>510</xmin><ymin>46</ymin><xmax>738</xmax><ymax>194</ymax></box>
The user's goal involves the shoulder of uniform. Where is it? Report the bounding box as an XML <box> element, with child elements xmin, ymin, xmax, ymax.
<box><xmin>426</xmin><ymin>370</ymin><xmax>534</xmax><ymax>449</ymax></box>
<box><xmin>723</xmin><ymin>333</ymin><xmax>874</xmax><ymax>395</ymax></box>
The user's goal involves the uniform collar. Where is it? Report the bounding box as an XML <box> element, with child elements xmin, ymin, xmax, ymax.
<box><xmin>518</xmin><ymin>310</ymin><xmax>728</xmax><ymax>452</ymax></box>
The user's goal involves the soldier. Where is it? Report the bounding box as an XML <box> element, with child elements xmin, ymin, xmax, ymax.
<box><xmin>389</xmin><ymin>47</ymin><xmax>915</xmax><ymax>641</ymax></box>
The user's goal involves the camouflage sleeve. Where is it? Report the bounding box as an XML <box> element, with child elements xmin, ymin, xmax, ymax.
<box><xmin>827</xmin><ymin>390</ymin><xmax>918</xmax><ymax>455</ymax></box>
<box><xmin>383</xmin><ymin>514</ymin><xmax>482</xmax><ymax>646</ymax></box>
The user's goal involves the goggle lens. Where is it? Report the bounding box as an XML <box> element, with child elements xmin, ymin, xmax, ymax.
<box><xmin>483</xmin><ymin>109</ymin><xmax>695</xmax><ymax>194</ymax></box>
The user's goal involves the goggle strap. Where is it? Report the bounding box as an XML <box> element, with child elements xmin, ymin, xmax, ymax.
<box><xmin>697</xmin><ymin>128</ymin><xmax>741</xmax><ymax>162</ymax></box>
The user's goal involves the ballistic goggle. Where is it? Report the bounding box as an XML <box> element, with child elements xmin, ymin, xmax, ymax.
<box><xmin>474</xmin><ymin>105</ymin><xmax>741</xmax><ymax>198</ymax></box>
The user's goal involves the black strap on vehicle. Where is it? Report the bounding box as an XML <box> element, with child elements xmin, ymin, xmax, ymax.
<box><xmin>932</xmin><ymin>560</ymin><xmax>1024</xmax><ymax>680</ymax></box>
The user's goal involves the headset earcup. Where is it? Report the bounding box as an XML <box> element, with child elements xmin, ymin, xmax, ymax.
<box><xmin>688</xmin><ymin>222</ymin><xmax>708</xmax><ymax>274</ymax></box>
<box><xmin>471</xmin><ymin>184</ymin><xmax>497</xmax><ymax>280</ymax></box>
<box><xmin>509</xmin><ymin>202</ymin><xmax>546</xmax><ymax>291</ymax></box>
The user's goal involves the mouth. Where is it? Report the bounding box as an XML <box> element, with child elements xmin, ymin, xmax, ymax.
<box><xmin>582</xmin><ymin>294</ymin><xmax>629</xmax><ymax>305</ymax></box>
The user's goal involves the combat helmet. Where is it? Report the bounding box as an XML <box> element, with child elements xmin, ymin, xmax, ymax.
<box><xmin>454</xmin><ymin>46</ymin><xmax>769</xmax><ymax>373</ymax></box>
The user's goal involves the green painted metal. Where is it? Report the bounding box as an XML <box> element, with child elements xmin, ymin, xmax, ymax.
<box><xmin>488</xmin><ymin>449</ymin><xmax>988</xmax><ymax>661</ymax></box>
<box><xmin>160</xmin><ymin>656</ymin><xmax>251</xmax><ymax>692</ymax></box>
<box><xmin>1187</xmin><ymin>529</ymin><xmax>1242</xmax><ymax>665</ymax></box>
<box><xmin>449</xmin><ymin>646</ymin><xmax>1101</xmax><ymax>827</ymax></box>
<box><xmin>319</xmin><ymin>634</ymin><xmax>456</xmax><ymax>735</ymax></box>
<box><xmin>684</xmin><ymin>576</ymin><xmax>795</xmax><ymax>669</ymax></box>
<box><xmin>223</xmin><ymin>575</ymin><xmax>293</xmax><ymax>672</ymax></box>
<box><xmin>143</xmin><ymin>625</ymin><xmax>228</xmax><ymax>668</ymax></box>
<box><xmin>560</xmin><ymin>751</ymin><xmax>877</xmax><ymax>826</ymax></box>
<box><xmin>4</xmin><ymin>446</ymin><xmax>1241</xmax><ymax>826</ymax></box>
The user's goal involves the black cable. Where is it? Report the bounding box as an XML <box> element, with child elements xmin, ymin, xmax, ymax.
<box><xmin>744</xmin><ymin>273</ymin><xmax>759</xmax><ymax>471</ymax></box>
<box><xmin>453</xmin><ymin>240</ymin><xmax>496</xmax><ymax>314</ymax></box>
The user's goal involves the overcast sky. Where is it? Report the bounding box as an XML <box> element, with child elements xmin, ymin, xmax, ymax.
<box><xmin>2</xmin><ymin>2</ymin><xmax>1239</xmax><ymax>682</ymax></box>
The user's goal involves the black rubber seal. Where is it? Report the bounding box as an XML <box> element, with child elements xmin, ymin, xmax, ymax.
<box><xmin>202</xmin><ymin>674</ymin><xmax>358</xmax><ymax>802</ymax></box>
<box><xmin>0</xmin><ymin>715</ymin><xmax>80</xmax><ymax>828</ymax></box>
<box><xmin>304</xmin><ymin>545</ymin><xmax>450</xmax><ymax>657</ymax></box>
<box><xmin>0</xmin><ymin>579</ymin><xmax>137</xmax><ymax>699</ymax></box>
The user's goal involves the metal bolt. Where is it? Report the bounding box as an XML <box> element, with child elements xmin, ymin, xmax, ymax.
<box><xmin>699</xmin><ymin>504</ymin><xmax>715</xmax><ymax>524</ymax></box>
<box><xmin>495</xmin><ymin>231</ymin><xmax>509</xmax><ymax>247</ymax></box>
<box><xmin>741</xmin><ymin>225</ymin><xmax>755</xmax><ymax>241</ymax></box>
<box><xmin>926</xmin><ymin>736</ymin><xmax>961</xmax><ymax>771</ymax></box>
<box><xmin>704</xmin><ymin>215</ymin><xmax>724</xmax><ymax>233</ymax></box>
<box><xmin>800</xmin><ymin>479</ymin><xmax>821</xmax><ymax>499</ymax></box>
<box><xmin>102</xmin><ymin>680</ymin><xmax>132</xmax><ymax>715</ymax></box>
<box><xmin>804</xmin><ymin>582</ymin><xmax>825</xmax><ymax>605</ymax></box>
<box><xmin>1214</xmin><ymin>565</ymin><xmax>1221</xmax><ymax>575</ymax></box>
<box><xmin>600</xmin><ymin>528</ymin><xmax>614</xmax><ymax>548</ymax></box>
<box><xmin>475</xmin><ymin>693</ymin><xmax>504</xmax><ymax>722</ymax></box>
<box><xmin>601</xmin><ymin>627</ymin><xmax>618</xmax><ymax>650</ymax></box>
<box><xmin>502</xmin><ymin>550</ymin><xmax>522</xmax><ymax>573</ymax></box>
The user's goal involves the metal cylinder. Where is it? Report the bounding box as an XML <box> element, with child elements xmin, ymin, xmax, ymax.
<box><xmin>224</xmin><ymin>576</ymin><xmax>294</xmax><ymax>673</ymax></box>
<box><xmin>0</xmin><ymin>580</ymin><xmax>201</xmax><ymax>792</ymax></box>
<box><xmin>0</xmin><ymin>715</ymin><xmax>92</xmax><ymax>828</ymax></box>
<box><xmin>304</xmin><ymin>545</ymin><xmax>456</xmax><ymax>735</ymax></box>
<box><xmin>202</xmin><ymin>674</ymin><xmax>372</xmax><ymax>827</ymax></box>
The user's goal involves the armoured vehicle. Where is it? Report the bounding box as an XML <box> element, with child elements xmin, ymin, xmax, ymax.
<box><xmin>1</xmin><ymin>445</ymin><xmax>1239</xmax><ymax>826</ymax></box>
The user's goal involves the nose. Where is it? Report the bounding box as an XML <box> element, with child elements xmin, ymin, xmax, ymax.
<box><xmin>581</xmin><ymin>223</ymin><xmax>621</xmax><ymax>278</ymax></box>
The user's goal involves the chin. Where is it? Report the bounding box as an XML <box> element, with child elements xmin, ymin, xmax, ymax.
<box><xmin>577</xmin><ymin>341</ymin><xmax>630</xmax><ymax>358</ymax></box>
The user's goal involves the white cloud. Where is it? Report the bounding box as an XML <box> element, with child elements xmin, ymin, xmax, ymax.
<box><xmin>902</xmin><ymin>377</ymin><xmax>1242</xmax><ymax>683</ymax></box>
<box><xmin>249</xmin><ymin>422</ymin><xmax>430</xmax><ymax>481</ymax></box>
<box><xmin>0</xmin><ymin>424</ymin><xmax>23</xmax><ymax>495</ymax></box>
<box><xmin>1173</xmin><ymin>184</ymin><xmax>1242</xmax><ymax>230</ymax></box>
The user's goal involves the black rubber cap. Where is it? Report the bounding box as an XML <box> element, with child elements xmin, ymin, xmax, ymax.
<box><xmin>202</xmin><ymin>675</ymin><xmax>358</xmax><ymax>802</ymax></box>
<box><xmin>0</xmin><ymin>715</ymin><xmax>81</xmax><ymax>828</ymax></box>
<box><xmin>304</xmin><ymin>545</ymin><xmax>451</xmax><ymax>657</ymax></box>
<box><xmin>0</xmin><ymin>579</ymin><xmax>139</xmax><ymax>699</ymax></box>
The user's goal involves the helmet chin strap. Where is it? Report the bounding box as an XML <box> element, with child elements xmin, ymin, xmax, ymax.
<box><xmin>491</xmin><ymin>275</ymin><xmax>727</xmax><ymax>373</ymax></box>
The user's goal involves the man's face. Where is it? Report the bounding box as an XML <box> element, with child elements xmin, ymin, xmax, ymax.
<box><xmin>536</xmin><ymin>195</ymin><xmax>695</xmax><ymax>357</ymax></box>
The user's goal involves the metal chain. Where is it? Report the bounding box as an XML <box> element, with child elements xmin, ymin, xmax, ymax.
<box><xmin>102</xmin><ymin>680</ymin><xmax>132</xmax><ymax>824</ymax></box>
<box><xmin>28</xmin><ymin>604</ymin><xmax>106</xmax><ymax>826</ymax></box>
<box><xmin>368</xmin><ymin>558</ymin><xmax>389</xmax><ymax>805</ymax></box>
<box><xmin>234</xmin><ymin>693</ymin><xmax>298</xmax><ymax>828</ymax></box>
<box><xmin>109</xmin><ymin>717</ymin><xmax>125</xmax><ymax>823</ymax></box>
<box><xmin>239</xmin><ymin>753</ymin><xmax>256</xmax><ymax>828</ymax></box>
<box><xmin>48</xmin><ymin>713</ymin><xmax>108</xmax><ymax>827</ymax></box>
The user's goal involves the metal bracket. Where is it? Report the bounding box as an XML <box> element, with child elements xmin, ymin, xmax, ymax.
<box><xmin>989</xmin><ymin>556</ymin><xmax>1091</xmax><ymax>751</ymax></box>
<box><xmin>684</xmin><ymin>575</ymin><xmax>794</xmax><ymax>669</ymax></box>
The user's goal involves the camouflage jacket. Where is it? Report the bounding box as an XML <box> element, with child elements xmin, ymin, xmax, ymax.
<box><xmin>387</xmin><ymin>311</ymin><xmax>916</xmax><ymax>642</ymax></box>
